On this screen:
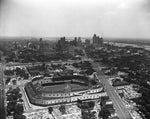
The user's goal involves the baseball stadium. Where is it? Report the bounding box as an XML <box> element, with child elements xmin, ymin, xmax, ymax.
<box><xmin>25</xmin><ymin>75</ymin><xmax>106</xmax><ymax>106</ymax></box>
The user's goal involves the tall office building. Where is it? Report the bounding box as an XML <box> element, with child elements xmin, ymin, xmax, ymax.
<box><xmin>56</xmin><ymin>37</ymin><xmax>68</xmax><ymax>52</ymax></box>
<box><xmin>92</xmin><ymin>34</ymin><xmax>103</xmax><ymax>47</ymax></box>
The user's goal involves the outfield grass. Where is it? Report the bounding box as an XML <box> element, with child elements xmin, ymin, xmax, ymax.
<box><xmin>41</xmin><ymin>83</ymin><xmax>88</xmax><ymax>93</ymax></box>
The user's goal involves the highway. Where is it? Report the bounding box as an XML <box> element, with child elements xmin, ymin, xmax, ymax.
<box><xmin>0</xmin><ymin>63</ymin><xmax>5</xmax><ymax>119</ymax></box>
<box><xmin>82</xmin><ymin>48</ymin><xmax>133</xmax><ymax>119</ymax></box>
<box><xmin>92</xmin><ymin>62</ymin><xmax>132</xmax><ymax>119</ymax></box>
<box><xmin>83</xmin><ymin>47</ymin><xmax>132</xmax><ymax>119</ymax></box>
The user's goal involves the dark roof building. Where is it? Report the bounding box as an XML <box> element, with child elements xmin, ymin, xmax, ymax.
<box><xmin>92</xmin><ymin>34</ymin><xmax>103</xmax><ymax>47</ymax></box>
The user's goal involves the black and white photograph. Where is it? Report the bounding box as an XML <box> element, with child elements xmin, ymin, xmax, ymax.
<box><xmin>0</xmin><ymin>0</ymin><xmax>150</xmax><ymax>119</ymax></box>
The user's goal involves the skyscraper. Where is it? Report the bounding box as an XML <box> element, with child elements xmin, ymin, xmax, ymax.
<box><xmin>92</xmin><ymin>34</ymin><xmax>103</xmax><ymax>47</ymax></box>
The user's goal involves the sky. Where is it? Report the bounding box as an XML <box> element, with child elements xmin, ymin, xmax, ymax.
<box><xmin>0</xmin><ymin>0</ymin><xmax>150</xmax><ymax>38</ymax></box>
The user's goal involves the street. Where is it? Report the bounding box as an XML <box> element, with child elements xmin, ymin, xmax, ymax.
<box><xmin>93</xmin><ymin>62</ymin><xmax>132</xmax><ymax>119</ymax></box>
<box><xmin>0</xmin><ymin>63</ymin><xmax>5</xmax><ymax>119</ymax></box>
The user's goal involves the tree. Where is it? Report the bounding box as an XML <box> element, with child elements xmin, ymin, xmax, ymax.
<box><xmin>48</xmin><ymin>107</ymin><xmax>53</xmax><ymax>114</ymax></box>
<box><xmin>12</xmin><ymin>80</ymin><xmax>17</xmax><ymax>85</ymax></box>
<box><xmin>7</xmin><ymin>101</ymin><xmax>17</xmax><ymax>115</ymax></box>
<box><xmin>14</xmin><ymin>114</ymin><xmax>26</xmax><ymax>119</ymax></box>
<box><xmin>23</xmin><ymin>73</ymin><xmax>29</xmax><ymax>79</ymax></box>
<box><xmin>77</xmin><ymin>99</ymin><xmax>82</xmax><ymax>108</ymax></box>
<box><xmin>7</xmin><ymin>94</ymin><xmax>13</xmax><ymax>101</ymax></box>
<box><xmin>99</xmin><ymin>109</ymin><xmax>110</xmax><ymax>119</ymax></box>
<box><xmin>15</xmin><ymin>104</ymin><xmax>24</xmax><ymax>115</ymax></box>
<box><xmin>17</xmin><ymin>93</ymin><xmax>22</xmax><ymax>99</ymax></box>
<box><xmin>82</xmin><ymin>111</ymin><xmax>89</xmax><ymax>119</ymax></box>
<box><xmin>59</xmin><ymin>105</ymin><xmax>66</xmax><ymax>114</ymax></box>
<box><xmin>89</xmin><ymin>111</ymin><xmax>97</xmax><ymax>119</ymax></box>
<box><xmin>18</xmin><ymin>98</ymin><xmax>23</xmax><ymax>103</ymax></box>
<box><xmin>4</xmin><ymin>70</ymin><xmax>14</xmax><ymax>76</ymax></box>
<box><xmin>85</xmin><ymin>68</ymin><xmax>95</xmax><ymax>75</ymax></box>
<box><xmin>88</xmin><ymin>101</ymin><xmax>95</xmax><ymax>109</ymax></box>
<box><xmin>15</xmin><ymin>67</ymin><xmax>22</xmax><ymax>76</ymax></box>
<box><xmin>6</xmin><ymin>77</ymin><xmax>11</xmax><ymax>84</ymax></box>
<box><xmin>12</xmin><ymin>87</ymin><xmax>20</xmax><ymax>94</ymax></box>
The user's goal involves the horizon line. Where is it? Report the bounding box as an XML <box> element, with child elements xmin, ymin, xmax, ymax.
<box><xmin>0</xmin><ymin>35</ymin><xmax>150</xmax><ymax>40</ymax></box>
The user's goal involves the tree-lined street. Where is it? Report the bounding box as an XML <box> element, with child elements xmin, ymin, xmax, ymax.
<box><xmin>0</xmin><ymin>63</ymin><xmax>5</xmax><ymax>119</ymax></box>
<box><xmin>92</xmin><ymin>62</ymin><xmax>132</xmax><ymax>119</ymax></box>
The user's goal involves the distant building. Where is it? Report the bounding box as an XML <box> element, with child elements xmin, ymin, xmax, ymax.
<box><xmin>92</xmin><ymin>34</ymin><xmax>103</xmax><ymax>47</ymax></box>
<box><xmin>37</xmin><ymin>38</ymin><xmax>55</xmax><ymax>55</ymax></box>
<box><xmin>56</xmin><ymin>36</ymin><xmax>83</xmax><ymax>53</ymax></box>
<box><xmin>56</xmin><ymin>37</ymin><xmax>69</xmax><ymax>52</ymax></box>
<box><xmin>70</xmin><ymin>37</ymin><xmax>78</xmax><ymax>46</ymax></box>
<box><xmin>85</xmin><ymin>39</ymin><xmax>90</xmax><ymax>45</ymax></box>
<box><xmin>77</xmin><ymin>37</ymin><xmax>82</xmax><ymax>47</ymax></box>
<box><xmin>13</xmin><ymin>41</ymin><xmax>19</xmax><ymax>50</ymax></box>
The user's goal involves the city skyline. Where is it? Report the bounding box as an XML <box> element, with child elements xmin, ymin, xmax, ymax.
<box><xmin>0</xmin><ymin>0</ymin><xmax>150</xmax><ymax>38</ymax></box>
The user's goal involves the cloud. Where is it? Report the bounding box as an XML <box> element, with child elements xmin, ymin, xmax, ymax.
<box><xmin>118</xmin><ymin>3</ymin><xmax>128</xmax><ymax>9</ymax></box>
<box><xmin>0</xmin><ymin>0</ymin><xmax>150</xmax><ymax>38</ymax></box>
<box><xmin>104</xmin><ymin>11</ymin><xmax>117</xmax><ymax>16</ymax></box>
<box><xmin>146</xmin><ymin>12</ymin><xmax>150</xmax><ymax>16</ymax></box>
<box><xmin>140</xmin><ymin>0</ymin><xmax>150</xmax><ymax>12</ymax></box>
